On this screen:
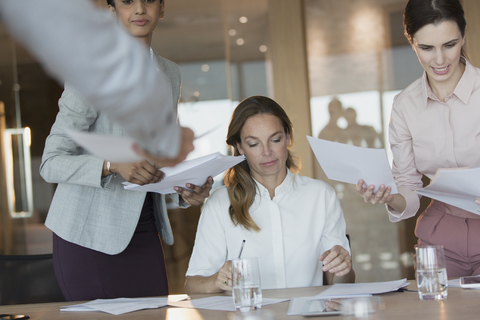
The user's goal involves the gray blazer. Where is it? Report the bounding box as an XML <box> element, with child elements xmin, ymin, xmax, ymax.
<box><xmin>41</xmin><ymin>52</ymin><xmax>185</xmax><ymax>255</ymax></box>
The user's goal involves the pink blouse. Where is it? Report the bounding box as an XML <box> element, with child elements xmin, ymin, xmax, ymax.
<box><xmin>388</xmin><ymin>58</ymin><xmax>480</xmax><ymax>221</ymax></box>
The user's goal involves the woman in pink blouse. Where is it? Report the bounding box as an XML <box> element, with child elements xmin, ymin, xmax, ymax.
<box><xmin>356</xmin><ymin>0</ymin><xmax>480</xmax><ymax>278</ymax></box>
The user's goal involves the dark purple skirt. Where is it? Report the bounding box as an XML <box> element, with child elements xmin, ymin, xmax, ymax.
<box><xmin>52</xmin><ymin>193</ymin><xmax>168</xmax><ymax>301</ymax></box>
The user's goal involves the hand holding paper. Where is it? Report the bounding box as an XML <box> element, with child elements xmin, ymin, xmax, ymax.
<box><xmin>174</xmin><ymin>176</ymin><xmax>214</xmax><ymax>206</ymax></box>
<box><xmin>124</xmin><ymin>152</ymin><xmax>245</xmax><ymax>194</ymax></box>
<box><xmin>65</xmin><ymin>127</ymin><xmax>195</xmax><ymax>168</ymax></box>
<box><xmin>307</xmin><ymin>136</ymin><xmax>397</xmax><ymax>194</ymax></box>
<box><xmin>416</xmin><ymin>167</ymin><xmax>480</xmax><ymax>215</ymax></box>
<box><xmin>65</xmin><ymin>128</ymin><xmax>142</xmax><ymax>163</ymax></box>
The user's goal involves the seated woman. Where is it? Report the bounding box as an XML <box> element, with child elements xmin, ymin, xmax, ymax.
<box><xmin>184</xmin><ymin>96</ymin><xmax>355</xmax><ymax>293</ymax></box>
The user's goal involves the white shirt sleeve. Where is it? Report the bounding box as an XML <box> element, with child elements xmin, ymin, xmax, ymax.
<box><xmin>318</xmin><ymin>183</ymin><xmax>351</xmax><ymax>256</ymax></box>
<box><xmin>0</xmin><ymin>0</ymin><xmax>180</xmax><ymax>157</ymax></box>
<box><xmin>186</xmin><ymin>189</ymin><xmax>228</xmax><ymax>277</ymax></box>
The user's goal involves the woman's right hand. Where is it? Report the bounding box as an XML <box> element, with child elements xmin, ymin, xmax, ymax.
<box><xmin>107</xmin><ymin>160</ymin><xmax>164</xmax><ymax>185</ymax></box>
<box><xmin>184</xmin><ymin>260</ymin><xmax>233</xmax><ymax>294</ymax></box>
<box><xmin>215</xmin><ymin>260</ymin><xmax>233</xmax><ymax>291</ymax></box>
<box><xmin>355</xmin><ymin>179</ymin><xmax>394</xmax><ymax>205</ymax></box>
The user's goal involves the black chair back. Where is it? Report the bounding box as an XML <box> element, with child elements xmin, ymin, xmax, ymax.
<box><xmin>0</xmin><ymin>254</ymin><xmax>65</xmax><ymax>305</ymax></box>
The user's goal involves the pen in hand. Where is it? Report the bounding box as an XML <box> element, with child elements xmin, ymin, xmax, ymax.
<box><xmin>238</xmin><ymin>239</ymin><xmax>246</xmax><ymax>259</ymax></box>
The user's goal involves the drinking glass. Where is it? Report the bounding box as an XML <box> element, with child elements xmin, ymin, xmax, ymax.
<box><xmin>231</xmin><ymin>257</ymin><xmax>262</xmax><ymax>312</ymax></box>
<box><xmin>341</xmin><ymin>297</ymin><xmax>385</xmax><ymax>319</ymax></box>
<box><xmin>415</xmin><ymin>245</ymin><xmax>448</xmax><ymax>300</ymax></box>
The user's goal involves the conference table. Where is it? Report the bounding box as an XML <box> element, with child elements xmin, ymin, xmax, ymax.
<box><xmin>2</xmin><ymin>281</ymin><xmax>480</xmax><ymax>319</ymax></box>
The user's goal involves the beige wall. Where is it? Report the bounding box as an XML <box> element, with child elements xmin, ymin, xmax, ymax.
<box><xmin>267</xmin><ymin>0</ymin><xmax>315</xmax><ymax>177</ymax></box>
<box><xmin>462</xmin><ymin>0</ymin><xmax>480</xmax><ymax>67</ymax></box>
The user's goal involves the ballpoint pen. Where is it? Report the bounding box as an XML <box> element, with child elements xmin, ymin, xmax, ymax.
<box><xmin>238</xmin><ymin>239</ymin><xmax>246</xmax><ymax>259</ymax></box>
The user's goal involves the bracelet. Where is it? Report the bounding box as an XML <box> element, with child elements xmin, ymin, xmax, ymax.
<box><xmin>106</xmin><ymin>161</ymin><xmax>112</xmax><ymax>173</ymax></box>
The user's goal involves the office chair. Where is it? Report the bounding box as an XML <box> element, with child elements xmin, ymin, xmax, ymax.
<box><xmin>0</xmin><ymin>254</ymin><xmax>65</xmax><ymax>305</ymax></box>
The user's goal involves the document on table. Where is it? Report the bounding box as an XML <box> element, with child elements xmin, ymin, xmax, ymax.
<box><xmin>307</xmin><ymin>136</ymin><xmax>397</xmax><ymax>194</ymax></box>
<box><xmin>317</xmin><ymin>279</ymin><xmax>408</xmax><ymax>297</ymax></box>
<box><xmin>60</xmin><ymin>297</ymin><xmax>169</xmax><ymax>315</ymax></box>
<box><xmin>415</xmin><ymin>167</ymin><xmax>480</xmax><ymax>215</ymax></box>
<box><xmin>167</xmin><ymin>296</ymin><xmax>289</xmax><ymax>312</ymax></box>
<box><xmin>123</xmin><ymin>152</ymin><xmax>245</xmax><ymax>194</ymax></box>
<box><xmin>287</xmin><ymin>294</ymin><xmax>372</xmax><ymax>316</ymax></box>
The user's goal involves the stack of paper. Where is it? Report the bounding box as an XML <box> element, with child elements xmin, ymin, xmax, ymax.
<box><xmin>416</xmin><ymin>167</ymin><xmax>480</xmax><ymax>215</ymax></box>
<box><xmin>124</xmin><ymin>152</ymin><xmax>245</xmax><ymax>194</ymax></box>
<box><xmin>287</xmin><ymin>279</ymin><xmax>408</xmax><ymax>316</ymax></box>
<box><xmin>61</xmin><ymin>297</ymin><xmax>169</xmax><ymax>315</ymax></box>
<box><xmin>61</xmin><ymin>295</ymin><xmax>288</xmax><ymax>315</ymax></box>
<box><xmin>168</xmin><ymin>296</ymin><xmax>288</xmax><ymax>312</ymax></box>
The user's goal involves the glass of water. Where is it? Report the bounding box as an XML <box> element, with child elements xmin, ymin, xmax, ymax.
<box><xmin>341</xmin><ymin>297</ymin><xmax>385</xmax><ymax>319</ymax></box>
<box><xmin>415</xmin><ymin>245</ymin><xmax>448</xmax><ymax>300</ymax></box>
<box><xmin>232</xmin><ymin>257</ymin><xmax>262</xmax><ymax>312</ymax></box>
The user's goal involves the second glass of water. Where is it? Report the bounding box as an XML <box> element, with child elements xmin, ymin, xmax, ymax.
<box><xmin>415</xmin><ymin>245</ymin><xmax>448</xmax><ymax>300</ymax></box>
<box><xmin>232</xmin><ymin>257</ymin><xmax>262</xmax><ymax>312</ymax></box>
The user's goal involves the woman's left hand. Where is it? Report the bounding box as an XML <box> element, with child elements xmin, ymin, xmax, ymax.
<box><xmin>476</xmin><ymin>198</ymin><xmax>480</xmax><ymax>206</ymax></box>
<box><xmin>319</xmin><ymin>245</ymin><xmax>352</xmax><ymax>277</ymax></box>
<box><xmin>174</xmin><ymin>176</ymin><xmax>214</xmax><ymax>206</ymax></box>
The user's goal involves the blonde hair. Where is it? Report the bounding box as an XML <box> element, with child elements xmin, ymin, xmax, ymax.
<box><xmin>224</xmin><ymin>96</ymin><xmax>299</xmax><ymax>232</ymax></box>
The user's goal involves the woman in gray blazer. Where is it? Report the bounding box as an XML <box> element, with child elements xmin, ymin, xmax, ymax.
<box><xmin>40</xmin><ymin>0</ymin><xmax>212</xmax><ymax>301</ymax></box>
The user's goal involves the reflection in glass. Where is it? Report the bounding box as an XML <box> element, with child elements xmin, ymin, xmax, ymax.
<box><xmin>3</xmin><ymin>128</ymin><xmax>33</xmax><ymax>218</ymax></box>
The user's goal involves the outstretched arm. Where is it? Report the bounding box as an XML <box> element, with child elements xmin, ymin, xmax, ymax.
<box><xmin>0</xmin><ymin>0</ymin><xmax>185</xmax><ymax>159</ymax></box>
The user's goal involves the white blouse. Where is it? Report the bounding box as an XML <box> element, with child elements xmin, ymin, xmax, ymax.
<box><xmin>186</xmin><ymin>170</ymin><xmax>350</xmax><ymax>289</ymax></box>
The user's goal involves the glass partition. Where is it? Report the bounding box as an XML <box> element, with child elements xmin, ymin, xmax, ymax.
<box><xmin>305</xmin><ymin>0</ymin><xmax>420</xmax><ymax>281</ymax></box>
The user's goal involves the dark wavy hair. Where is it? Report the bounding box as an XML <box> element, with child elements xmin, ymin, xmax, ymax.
<box><xmin>404</xmin><ymin>0</ymin><xmax>466</xmax><ymax>56</ymax></box>
<box><xmin>224</xmin><ymin>96</ymin><xmax>299</xmax><ymax>232</ymax></box>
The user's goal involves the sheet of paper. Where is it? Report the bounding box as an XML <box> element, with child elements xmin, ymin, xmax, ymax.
<box><xmin>448</xmin><ymin>278</ymin><xmax>461</xmax><ymax>288</ymax></box>
<box><xmin>307</xmin><ymin>136</ymin><xmax>397</xmax><ymax>194</ymax></box>
<box><xmin>124</xmin><ymin>152</ymin><xmax>245</xmax><ymax>194</ymax></box>
<box><xmin>287</xmin><ymin>294</ymin><xmax>372</xmax><ymax>316</ymax></box>
<box><xmin>65</xmin><ymin>128</ymin><xmax>142</xmax><ymax>163</ymax></box>
<box><xmin>60</xmin><ymin>297</ymin><xmax>168</xmax><ymax>315</ymax></box>
<box><xmin>167</xmin><ymin>296</ymin><xmax>288</xmax><ymax>312</ymax></box>
<box><xmin>415</xmin><ymin>167</ymin><xmax>480</xmax><ymax>215</ymax></box>
<box><xmin>316</xmin><ymin>279</ymin><xmax>408</xmax><ymax>297</ymax></box>
<box><xmin>64</xmin><ymin>127</ymin><xmax>219</xmax><ymax>163</ymax></box>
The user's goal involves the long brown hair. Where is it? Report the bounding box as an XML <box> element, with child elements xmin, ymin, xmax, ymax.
<box><xmin>224</xmin><ymin>96</ymin><xmax>299</xmax><ymax>232</ymax></box>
